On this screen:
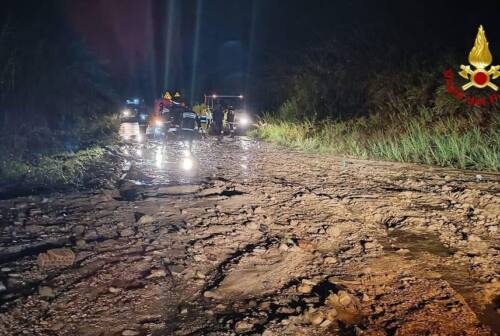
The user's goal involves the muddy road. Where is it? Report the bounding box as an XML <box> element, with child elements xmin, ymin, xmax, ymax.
<box><xmin>0</xmin><ymin>122</ymin><xmax>499</xmax><ymax>336</ymax></box>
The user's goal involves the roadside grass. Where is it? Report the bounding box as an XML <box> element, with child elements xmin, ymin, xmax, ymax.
<box><xmin>0</xmin><ymin>147</ymin><xmax>109</xmax><ymax>191</ymax></box>
<box><xmin>0</xmin><ymin>114</ymin><xmax>121</xmax><ymax>193</ymax></box>
<box><xmin>252</xmin><ymin>110</ymin><xmax>500</xmax><ymax>171</ymax></box>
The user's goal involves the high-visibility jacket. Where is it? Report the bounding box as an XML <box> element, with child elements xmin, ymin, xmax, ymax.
<box><xmin>154</xmin><ymin>98</ymin><xmax>173</xmax><ymax>116</ymax></box>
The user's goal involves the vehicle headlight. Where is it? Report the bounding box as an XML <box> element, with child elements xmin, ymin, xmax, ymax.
<box><xmin>122</xmin><ymin>109</ymin><xmax>130</xmax><ymax>117</ymax></box>
<box><xmin>182</xmin><ymin>157</ymin><xmax>194</xmax><ymax>171</ymax></box>
<box><xmin>239</xmin><ymin>116</ymin><xmax>250</xmax><ymax>126</ymax></box>
<box><xmin>140</xmin><ymin>114</ymin><xmax>147</xmax><ymax>120</ymax></box>
<box><xmin>155</xmin><ymin>119</ymin><xmax>163</xmax><ymax>127</ymax></box>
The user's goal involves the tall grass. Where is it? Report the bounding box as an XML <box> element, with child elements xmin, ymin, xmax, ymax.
<box><xmin>0</xmin><ymin>147</ymin><xmax>108</xmax><ymax>190</ymax></box>
<box><xmin>253</xmin><ymin>109</ymin><xmax>500</xmax><ymax>171</ymax></box>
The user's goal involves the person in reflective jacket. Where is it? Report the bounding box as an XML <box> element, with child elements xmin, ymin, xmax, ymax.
<box><xmin>212</xmin><ymin>104</ymin><xmax>224</xmax><ymax>137</ymax></box>
<box><xmin>181</xmin><ymin>108</ymin><xmax>198</xmax><ymax>149</ymax></box>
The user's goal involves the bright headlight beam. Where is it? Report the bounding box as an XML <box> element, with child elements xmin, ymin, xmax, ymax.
<box><xmin>155</xmin><ymin>147</ymin><xmax>163</xmax><ymax>168</ymax></box>
<box><xmin>239</xmin><ymin>116</ymin><xmax>250</xmax><ymax>126</ymax></box>
<box><xmin>182</xmin><ymin>157</ymin><xmax>194</xmax><ymax>171</ymax></box>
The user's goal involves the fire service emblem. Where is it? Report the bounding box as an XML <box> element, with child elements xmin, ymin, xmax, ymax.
<box><xmin>459</xmin><ymin>25</ymin><xmax>500</xmax><ymax>91</ymax></box>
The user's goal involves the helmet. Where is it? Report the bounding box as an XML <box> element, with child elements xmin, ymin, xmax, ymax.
<box><xmin>164</xmin><ymin>91</ymin><xmax>172</xmax><ymax>100</ymax></box>
<box><xmin>174</xmin><ymin>91</ymin><xmax>182</xmax><ymax>98</ymax></box>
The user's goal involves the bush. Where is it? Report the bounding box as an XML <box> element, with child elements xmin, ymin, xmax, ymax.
<box><xmin>253</xmin><ymin>109</ymin><xmax>500</xmax><ymax>171</ymax></box>
<box><xmin>192</xmin><ymin>104</ymin><xmax>208</xmax><ymax>115</ymax></box>
<box><xmin>0</xmin><ymin>0</ymin><xmax>119</xmax><ymax>160</ymax></box>
<box><xmin>0</xmin><ymin>147</ymin><xmax>107</xmax><ymax>190</ymax></box>
<box><xmin>255</xmin><ymin>31</ymin><xmax>500</xmax><ymax>171</ymax></box>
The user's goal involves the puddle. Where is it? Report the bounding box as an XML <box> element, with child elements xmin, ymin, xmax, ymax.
<box><xmin>384</xmin><ymin>230</ymin><xmax>499</xmax><ymax>333</ymax></box>
<box><xmin>483</xmin><ymin>298</ymin><xmax>500</xmax><ymax>333</ymax></box>
<box><xmin>384</xmin><ymin>230</ymin><xmax>455</xmax><ymax>257</ymax></box>
<box><xmin>439</xmin><ymin>266</ymin><xmax>500</xmax><ymax>334</ymax></box>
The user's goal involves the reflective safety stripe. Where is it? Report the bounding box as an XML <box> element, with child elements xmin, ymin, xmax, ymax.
<box><xmin>183</xmin><ymin>112</ymin><xmax>197</xmax><ymax>119</ymax></box>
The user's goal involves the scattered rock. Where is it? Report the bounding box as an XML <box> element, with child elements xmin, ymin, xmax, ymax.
<box><xmin>37</xmin><ymin>248</ymin><xmax>75</xmax><ymax>270</ymax></box>
<box><xmin>157</xmin><ymin>185</ymin><xmax>201</xmax><ymax>195</ymax></box>
<box><xmin>279</xmin><ymin>243</ymin><xmax>289</xmax><ymax>251</ymax></box>
<box><xmin>203</xmin><ymin>290</ymin><xmax>222</xmax><ymax>300</ymax></box>
<box><xmin>38</xmin><ymin>286</ymin><xmax>55</xmax><ymax>298</ymax></box>
<box><xmin>326</xmin><ymin>308</ymin><xmax>338</xmax><ymax>321</ymax></box>
<box><xmin>122</xmin><ymin>330</ymin><xmax>140</xmax><ymax>336</ymax></box>
<box><xmin>307</xmin><ymin>310</ymin><xmax>324</xmax><ymax>325</ymax></box>
<box><xmin>138</xmin><ymin>315</ymin><xmax>162</xmax><ymax>324</ymax></box>
<box><xmin>298</xmin><ymin>283</ymin><xmax>313</xmax><ymax>294</ymax></box>
<box><xmin>324</xmin><ymin>256</ymin><xmax>337</xmax><ymax>264</ymax></box>
<box><xmin>84</xmin><ymin>229</ymin><xmax>98</xmax><ymax>240</ymax></box>
<box><xmin>467</xmin><ymin>234</ymin><xmax>482</xmax><ymax>242</ymax></box>
<box><xmin>137</xmin><ymin>215</ymin><xmax>154</xmax><ymax>225</ymax></box>
<box><xmin>73</xmin><ymin>225</ymin><xmax>86</xmax><ymax>236</ymax></box>
<box><xmin>120</xmin><ymin>228</ymin><xmax>135</xmax><ymax>237</ymax></box>
<box><xmin>235</xmin><ymin>320</ymin><xmax>254</xmax><ymax>333</ymax></box>
<box><xmin>338</xmin><ymin>290</ymin><xmax>353</xmax><ymax>306</ymax></box>
<box><xmin>298</xmin><ymin>240</ymin><xmax>314</xmax><ymax>250</ymax></box>
<box><xmin>259</xmin><ymin>301</ymin><xmax>271</xmax><ymax>310</ymax></box>
<box><xmin>326</xmin><ymin>293</ymin><xmax>340</xmax><ymax>306</ymax></box>
<box><xmin>425</xmin><ymin>271</ymin><xmax>442</xmax><ymax>279</ymax></box>
<box><xmin>327</xmin><ymin>226</ymin><xmax>342</xmax><ymax>237</ymax></box>
<box><xmin>168</xmin><ymin>265</ymin><xmax>185</xmax><ymax>275</ymax></box>
<box><xmin>147</xmin><ymin>269</ymin><xmax>167</xmax><ymax>279</ymax></box>
<box><xmin>320</xmin><ymin>319</ymin><xmax>333</xmax><ymax>328</ymax></box>
<box><xmin>246</xmin><ymin>221</ymin><xmax>260</xmax><ymax>230</ymax></box>
<box><xmin>396</xmin><ymin>248</ymin><xmax>410</xmax><ymax>254</ymax></box>
<box><xmin>364</xmin><ymin>241</ymin><xmax>377</xmax><ymax>250</ymax></box>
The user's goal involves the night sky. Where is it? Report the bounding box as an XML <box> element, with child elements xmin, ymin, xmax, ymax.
<box><xmin>55</xmin><ymin>0</ymin><xmax>500</xmax><ymax>106</ymax></box>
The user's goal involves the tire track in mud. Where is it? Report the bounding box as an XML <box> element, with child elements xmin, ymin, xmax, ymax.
<box><xmin>202</xmin><ymin>237</ymin><xmax>279</xmax><ymax>293</ymax></box>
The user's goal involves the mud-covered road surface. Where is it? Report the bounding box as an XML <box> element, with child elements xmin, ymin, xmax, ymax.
<box><xmin>0</xmin><ymin>122</ymin><xmax>499</xmax><ymax>335</ymax></box>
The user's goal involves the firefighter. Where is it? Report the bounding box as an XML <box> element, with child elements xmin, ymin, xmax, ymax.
<box><xmin>169</xmin><ymin>91</ymin><xmax>185</xmax><ymax>126</ymax></box>
<box><xmin>181</xmin><ymin>107</ymin><xmax>198</xmax><ymax>149</ymax></box>
<box><xmin>212</xmin><ymin>103</ymin><xmax>224</xmax><ymax>138</ymax></box>
<box><xmin>154</xmin><ymin>91</ymin><xmax>172</xmax><ymax>117</ymax></box>
<box><xmin>226</xmin><ymin>105</ymin><xmax>235</xmax><ymax>132</ymax></box>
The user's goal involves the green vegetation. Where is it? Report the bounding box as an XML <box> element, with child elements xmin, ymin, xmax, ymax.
<box><xmin>0</xmin><ymin>1</ymin><xmax>120</xmax><ymax>193</ymax></box>
<box><xmin>0</xmin><ymin>147</ymin><xmax>107</xmax><ymax>190</ymax></box>
<box><xmin>254</xmin><ymin>110</ymin><xmax>499</xmax><ymax>171</ymax></box>
<box><xmin>192</xmin><ymin>103</ymin><xmax>208</xmax><ymax>115</ymax></box>
<box><xmin>252</xmin><ymin>35</ymin><xmax>500</xmax><ymax>171</ymax></box>
<box><xmin>0</xmin><ymin>115</ymin><xmax>120</xmax><ymax>194</ymax></box>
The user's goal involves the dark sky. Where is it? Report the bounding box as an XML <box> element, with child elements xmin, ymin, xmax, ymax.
<box><xmin>61</xmin><ymin>0</ymin><xmax>500</xmax><ymax>105</ymax></box>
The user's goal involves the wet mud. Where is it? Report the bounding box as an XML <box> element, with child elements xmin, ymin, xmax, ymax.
<box><xmin>0</xmin><ymin>123</ymin><xmax>498</xmax><ymax>335</ymax></box>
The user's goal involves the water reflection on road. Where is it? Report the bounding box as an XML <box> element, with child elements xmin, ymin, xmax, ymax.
<box><xmin>119</xmin><ymin>122</ymin><xmax>259</xmax><ymax>185</ymax></box>
<box><xmin>119</xmin><ymin>122</ymin><xmax>142</xmax><ymax>142</ymax></box>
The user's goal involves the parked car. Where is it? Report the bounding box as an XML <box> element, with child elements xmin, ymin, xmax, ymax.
<box><xmin>120</xmin><ymin>98</ymin><xmax>149</xmax><ymax>124</ymax></box>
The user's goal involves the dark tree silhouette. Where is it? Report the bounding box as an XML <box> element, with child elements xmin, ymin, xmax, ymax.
<box><xmin>0</xmin><ymin>0</ymin><xmax>118</xmax><ymax>157</ymax></box>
